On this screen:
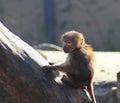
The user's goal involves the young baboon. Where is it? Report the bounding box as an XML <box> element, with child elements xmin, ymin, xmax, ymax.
<box><xmin>43</xmin><ymin>31</ymin><xmax>96</xmax><ymax>103</ymax></box>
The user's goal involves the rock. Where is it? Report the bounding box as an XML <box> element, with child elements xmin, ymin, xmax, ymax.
<box><xmin>33</xmin><ymin>43</ymin><xmax>62</xmax><ymax>51</ymax></box>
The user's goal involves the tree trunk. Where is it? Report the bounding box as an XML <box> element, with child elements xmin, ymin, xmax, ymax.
<box><xmin>0</xmin><ymin>22</ymin><xmax>91</xmax><ymax>103</ymax></box>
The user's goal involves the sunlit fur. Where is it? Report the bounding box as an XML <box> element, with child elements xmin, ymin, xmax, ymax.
<box><xmin>43</xmin><ymin>30</ymin><xmax>96</xmax><ymax>103</ymax></box>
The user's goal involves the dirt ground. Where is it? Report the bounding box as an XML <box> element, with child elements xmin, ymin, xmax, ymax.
<box><xmin>94</xmin><ymin>52</ymin><xmax>120</xmax><ymax>83</ymax></box>
<box><xmin>39</xmin><ymin>51</ymin><xmax>120</xmax><ymax>83</ymax></box>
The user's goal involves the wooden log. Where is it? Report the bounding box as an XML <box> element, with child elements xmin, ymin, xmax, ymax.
<box><xmin>0</xmin><ymin>22</ymin><xmax>91</xmax><ymax>103</ymax></box>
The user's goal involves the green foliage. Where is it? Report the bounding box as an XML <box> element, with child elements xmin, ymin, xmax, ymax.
<box><xmin>62</xmin><ymin>6</ymin><xmax>71</xmax><ymax>13</ymax></box>
<box><xmin>36</xmin><ymin>17</ymin><xmax>49</xmax><ymax>43</ymax></box>
<box><xmin>81</xmin><ymin>0</ymin><xmax>96</xmax><ymax>4</ymax></box>
<box><xmin>106</xmin><ymin>19</ymin><xmax>120</xmax><ymax>51</ymax></box>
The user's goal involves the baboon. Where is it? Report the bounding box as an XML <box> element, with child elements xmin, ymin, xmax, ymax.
<box><xmin>43</xmin><ymin>31</ymin><xmax>96</xmax><ymax>103</ymax></box>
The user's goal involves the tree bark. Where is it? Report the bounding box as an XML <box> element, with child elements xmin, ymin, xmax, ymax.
<box><xmin>0</xmin><ymin>22</ymin><xmax>91</xmax><ymax>103</ymax></box>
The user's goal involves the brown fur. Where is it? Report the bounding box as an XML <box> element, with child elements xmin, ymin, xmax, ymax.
<box><xmin>43</xmin><ymin>31</ymin><xmax>96</xmax><ymax>103</ymax></box>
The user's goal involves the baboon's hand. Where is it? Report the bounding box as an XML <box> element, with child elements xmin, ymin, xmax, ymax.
<box><xmin>42</xmin><ymin>65</ymin><xmax>53</xmax><ymax>72</ymax></box>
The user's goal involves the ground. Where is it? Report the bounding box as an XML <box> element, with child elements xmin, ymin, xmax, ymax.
<box><xmin>39</xmin><ymin>50</ymin><xmax>120</xmax><ymax>83</ymax></box>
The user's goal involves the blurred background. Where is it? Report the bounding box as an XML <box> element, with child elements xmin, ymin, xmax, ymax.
<box><xmin>0</xmin><ymin>1</ymin><xmax>120</xmax><ymax>103</ymax></box>
<box><xmin>0</xmin><ymin>0</ymin><xmax>120</xmax><ymax>51</ymax></box>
